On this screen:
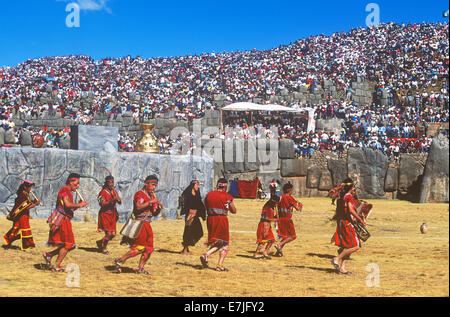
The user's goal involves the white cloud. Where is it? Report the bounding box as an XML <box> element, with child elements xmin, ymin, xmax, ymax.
<box><xmin>58</xmin><ymin>0</ymin><xmax>112</xmax><ymax>13</ymax></box>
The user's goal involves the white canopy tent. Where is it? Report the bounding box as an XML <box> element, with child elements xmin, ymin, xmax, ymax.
<box><xmin>220</xmin><ymin>102</ymin><xmax>316</xmax><ymax>133</ymax></box>
<box><xmin>222</xmin><ymin>102</ymin><xmax>299</xmax><ymax>112</ymax></box>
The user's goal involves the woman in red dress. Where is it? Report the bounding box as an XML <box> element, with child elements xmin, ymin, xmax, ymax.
<box><xmin>331</xmin><ymin>178</ymin><xmax>366</xmax><ymax>274</ymax></box>
<box><xmin>44</xmin><ymin>173</ymin><xmax>89</xmax><ymax>272</ymax></box>
<box><xmin>4</xmin><ymin>180</ymin><xmax>40</xmax><ymax>250</ymax></box>
<box><xmin>254</xmin><ymin>195</ymin><xmax>279</xmax><ymax>259</ymax></box>
<box><xmin>115</xmin><ymin>175</ymin><xmax>162</xmax><ymax>275</ymax></box>
<box><xmin>96</xmin><ymin>175</ymin><xmax>121</xmax><ymax>254</ymax></box>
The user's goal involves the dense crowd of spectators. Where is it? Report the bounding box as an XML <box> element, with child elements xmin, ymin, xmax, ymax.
<box><xmin>0</xmin><ymin>22</ymin><xmax>448</xmax><ymax>158</ymax></box>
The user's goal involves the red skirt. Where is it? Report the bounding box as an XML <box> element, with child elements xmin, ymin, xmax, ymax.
<box><xmin>333</xmin><ymin>220</ymin><xmax>361</xmax><ymax>248</ymax></box>
<box><xmin>98</xmin><ymin>211</ymin><xmax>117</xmax><ymax>233</ymax></box>
<box><xmin>206</xmin><ymin>215</ymin><xmax>229</xmax><ymax>245</ymax></box>
<box><xmin>131</xmin><ymin>221</ymin><xmax>154</xmax><ymax>250</ymax></box>
<box><xmin>4</xmin><ymin>214</ymin><xmax>35</xmax><ymax>250</ymax></box>
<box><xmin>256</xmin><ymin>222</ymin><xmax>275</xmax><ymax>243</ymax></box>
<box><xmin>48</xmin><ymin>217</ymin><xmax>76</xmax><ymax>250</ymax></box>
<box><xmin>277</xmin><ymin>217</ymin><xmax>296</xmax><ymax>239</ymax></box>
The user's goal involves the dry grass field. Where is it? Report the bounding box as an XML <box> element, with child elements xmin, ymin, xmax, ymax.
<box><xmin>0</xmin><ymin>197</ymin><xmax>448</xmax><ymax>297</ymax></box>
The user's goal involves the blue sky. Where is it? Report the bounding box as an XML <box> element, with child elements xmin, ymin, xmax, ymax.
<box><xmin>0</xmin><ymin>0</ymin><xmax>448</xmax><ymax>67</ymax></box>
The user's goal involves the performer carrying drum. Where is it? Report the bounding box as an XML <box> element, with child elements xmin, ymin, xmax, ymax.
<box><xmin>115</xmin><ymin>175</ymin><xmax>162</xmax><ymax>275</ymax></box>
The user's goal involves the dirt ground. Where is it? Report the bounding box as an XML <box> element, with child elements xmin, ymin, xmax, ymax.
<box><xmin>0</xmin><ymin>197</ymin><xmax>448</xmax><ymax>297</ymax></box>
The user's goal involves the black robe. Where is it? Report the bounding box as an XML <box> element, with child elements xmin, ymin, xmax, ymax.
<box><xmin>181</xmin><ymin>186</ymin><xmax>206</xmax><ymax>247</ymax></box>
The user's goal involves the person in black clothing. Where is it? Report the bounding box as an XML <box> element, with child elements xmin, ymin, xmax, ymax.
<box><xmin>180</xmin><ymin>180</ymin><xmax>206</xmax><ymax>255</ymax></box>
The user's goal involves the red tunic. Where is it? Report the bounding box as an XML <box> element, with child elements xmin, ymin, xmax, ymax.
<box><xmin>130</xmin><ymin>190</ymin><xmax>156</xmax><ymax>252</ymax></box>
<box><xmin>256</xmin><ymin>205</ymin><xmax>275</xmax><ymax>243</ymax></box>
<box><xmin>277</xmin><ymin>194</ymin><xmax>301</xmax><ymax>239</ymax></box>
<box><xmin>333</xmin><ymin>193</ymin><xmax>361</xmax><ymax>248</ymax></box>
<box><xmin>48</xmin><ymin>186</ymin><xmax>76</xmax><ymax>250</ymax></box>
<box><xmin>204</xmin><ymin>190</ymin><xmax>233</xmax><ymax>246</ymax></box>
<box><xmin>97</xmin><ymin>188</ymin><xmax>118</xmax><ymax>233</ymax></box>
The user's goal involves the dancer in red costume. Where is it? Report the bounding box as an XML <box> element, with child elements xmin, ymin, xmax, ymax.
<box><xmin>254</xmin><ymin>194</ymin><xmax>279</xmax><ymax>259</ymax></box>
<box><xmin>115</xmin><ymin>175</ymin><xmax>162</xmax><ymax>275</ymax></box>
<box><xmin>274</xmin><ymin>183</ymin><xmax>303</xmax><ymax>257</ymax></box>
<box><xmin>44</xmin><ymin>173</ymin><xmax>88</xmax><ymax>272</ymax></box>
<box><xmin>96</xmin><ymin>175</ymin><xmax>121</xmax><ymax>254</ymax></box>
<box><xmin>4</xmin><ymin>180</ymin><xmax>40</xmax><ymax>250</ymax></box>
<box><xmin>331</xmin><ymin>178</ymin><xmax>366</xmax><ymax>274</ymax></box>
<box><xmin>200</xmin><ymin>178</ymin><xmax>237</xmax><ymax>272</ymax></box>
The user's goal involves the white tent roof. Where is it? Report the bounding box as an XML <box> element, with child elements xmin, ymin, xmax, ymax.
<box><xmin>222</xmin><ymin>102</ymin><xmax>306</xmax><ymax>112</ymax></box>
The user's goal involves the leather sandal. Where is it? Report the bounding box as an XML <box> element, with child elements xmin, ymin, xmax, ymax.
<box><xmin>200</xmin><ymin>255</ymin><xmax>208</xmax><ymax>268</ymax></box>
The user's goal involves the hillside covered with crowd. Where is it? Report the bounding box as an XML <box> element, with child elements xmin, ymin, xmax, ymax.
<box><xmin>0</xmin><ymin>22</ymin><xmax>448</xmax><ymax>157</ymax></box>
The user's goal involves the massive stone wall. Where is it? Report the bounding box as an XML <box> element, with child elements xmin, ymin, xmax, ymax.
<box><xmin>196</xmin><ymin>137</ymin><xmax>446</xmax><ymax>202</ymax></box>
<box><xmin>0</xmin><ymin>148</ymin><xmax>214</xmax><ymax>221</ymax></box>
<box><xmin>0</xmin><ymin>138</ymin><xmax>446</xmax><ymax>225</ymax></box>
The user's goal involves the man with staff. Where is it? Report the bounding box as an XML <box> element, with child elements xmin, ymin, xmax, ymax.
<box><xmin>3</xmin><ymin>180</ymin><xmax>40</xmax><ymax>250</ymax></box>
<box><xmin>115</xmin><ymin>175</ymin><xmax>162</xmax><ymax>275</ymax></box>
<box><xmin>43</xmin><ymin>173</ymin><xmax>89</xmax><ymax>272</ymax></box>
<box><xmin>96</xmin><ymin>175</ymin><xmax>121</xmax><ymax>254</ymax></box>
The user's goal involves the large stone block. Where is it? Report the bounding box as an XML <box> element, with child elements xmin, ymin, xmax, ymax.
<box><xmin>281</xmin><ymin>158</ymin><xmax>310</xmax><ymax>177</ymax></box>
<box><xmin>223</xmin><ymin>139</ymin><xmax>245</xmax><ymax>174</ymax></box>
<box><xmin>306</xmin><ymin>166</ymin><xmax>321</xmax><ymax>188</ymax></box>
<box><xmin>419</xmin><ymin>134</ymin><xmax>449</xmax><ymax>203</ymax></box>
<box><xmin>384</xmin><ymin>167</ymin><xmax>398</xmax><ymax>192</ymax></box>
<box><xmin>327</xmin><ymin>159</ymin><xmax>347</xmax><ymax>186</ymax></box>
<box><xmin>283</xmin><ymin>176</ymin><xmax>308</xmax><ymax>197</ymax></box>
<box><xmin>244</xmin><ymin>139</ymin><xmax>259</xmax><ymax>172</ymax></box>
<box><xmin>318</xmin><ymin>170</ymin><xmax>333</xmax><ymax>191</ymax></box>
<box><xmin>347</xmin><ymin>148</ymin><xmax>389</xmax><ymax>199</ymax></box>
<box><xmin>4</xmin><ymin>130</ymin><xmax>16</xmax><ymax>144</ymax></box>
<box><xmin>70</xmin><ymin>125</ymin><xmax>118</xmax><ymax>152</ymax></box>
<box><xmin>398</xmin><ymin>154</ymin><xmax>425</xmax><ymax>197</ymax></box>
<box><xmin>279</xmin><ymin>139</ymin><xmax>295</xmax><ymax>159</ymax></box>
<box><xmin>19</xmin><ymin>130</ymin><xmax>32</xmax><ymax>146</ymax></box>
